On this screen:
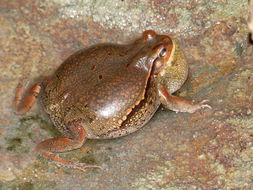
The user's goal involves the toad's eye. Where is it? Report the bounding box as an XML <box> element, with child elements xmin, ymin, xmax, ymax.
<box><xmin>159</xmin><ymin>47</ymin><xmax>167</xmax><ymax>57</ymax></box>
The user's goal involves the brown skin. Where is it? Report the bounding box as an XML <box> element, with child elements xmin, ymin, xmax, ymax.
<box><xmin>14</xmin><ymin>30</ymin><xmax>211</xmax><ymax>171</ymax></box>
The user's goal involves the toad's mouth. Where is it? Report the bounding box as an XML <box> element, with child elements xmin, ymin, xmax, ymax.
<box><xmin>152</xmin><ymin>57</ymin><xmax>161</xmax><ymax>77</ymax></box>
<box><xmin>152</xmin><ymin>55</ymin><xmax>168</xmax><ymax>77</ymax></box>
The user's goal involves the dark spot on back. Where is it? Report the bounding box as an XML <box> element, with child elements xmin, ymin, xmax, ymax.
<box><xmin>91</xmin><ymin>65</ymin><xmax>96</xmax><ymax>70</ymax></box>
<box><xmin>99</xmin><ymin>74</ymin><xmax>103</xmax><ymax>79</ymax></box>
<box><xmin>119</xmin><ymin>52</ymin><xmax>125</xmax><ymax>56</ymax></box>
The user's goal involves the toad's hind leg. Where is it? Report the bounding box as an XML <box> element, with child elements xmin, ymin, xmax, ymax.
<box><xmin>35</xmin><ymin>120</ymin><xmax>102</xmax><ymax>171</ymax></box>
<box><xmin>14</xmin><ymin>83</ymin><xmax>41</xmax><ymax>115</ymax></box>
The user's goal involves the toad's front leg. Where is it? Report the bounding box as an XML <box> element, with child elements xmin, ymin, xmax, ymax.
<box><xmin>158</xmin><ymin>86</ymin><xmax>211</xmax><ymax>113</ymax></box>
<box><xmin>35</xmin><ymin>119</ymin><xmax>102</xmax><ymax>171</ymax></box>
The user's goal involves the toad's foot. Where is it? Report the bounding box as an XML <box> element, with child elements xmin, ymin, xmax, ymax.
<box><xmin>181</xmin><ymin>99</ymin><xmax>212</xmax><ymax>113</ymax></box>
<box><xmin>14</xmin><ymin>82</ymin><xmax>41</xmax><ymax>115</ymax></box>
<box><xmin>42</xmin><ymin>152</ymin><xmax>102</xmax><ymax>172</ymax></box>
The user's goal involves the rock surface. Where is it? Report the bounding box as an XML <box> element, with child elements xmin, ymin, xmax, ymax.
<box><xmin>0</xmin><ymin>0</ymin><xmax>252</xmax><ymax>189</ymax></box>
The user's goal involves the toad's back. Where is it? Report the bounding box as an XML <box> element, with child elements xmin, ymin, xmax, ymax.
<box><xmin>42</xmin><ymin>43</ymin><xmax>160</xmax><ymax>138</ymax></box>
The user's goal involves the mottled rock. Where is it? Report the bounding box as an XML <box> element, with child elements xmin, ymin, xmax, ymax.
<box><xmin>0</xmin><ymin>0</ymin><xmax>252</xmax><ymax>189</ymax></box>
